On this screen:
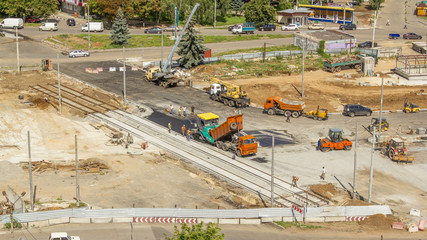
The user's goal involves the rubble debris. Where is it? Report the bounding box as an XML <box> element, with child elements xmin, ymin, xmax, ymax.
<box><xmin>19</xmin><ymin>159</ymin><xmax>110</xmax><ymax>174</ymax></box>
<box><xmin>325</xmin><ymin>55</ymin><xmax>359</xmax><ymax>64</ymax></box>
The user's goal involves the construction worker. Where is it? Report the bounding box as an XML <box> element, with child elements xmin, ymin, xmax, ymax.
<box><xmin>386</xmin><ymin>19</ymin><xmax>390</xmax><ymax>26</ymax></box>
<box><xmin>317</xmin><ymin>139</ymin><xmax>321</xmax><ymax>151</ymax></box>
<box><xmin>181</xmin><ymin>124</ymin><xmax>186</xmax><ymax>136</ymax></box>
<box><xmin>321</xmin><ymin>166</ymin><xmax>326</xmax><ymax>180</ymax></box>
<box><xmin>170</xmin><ymin>104</ymin><xmax>174</xmax><ymax>115</ymax></box>
<box><xmin>286</xmin><ymin>112</ymin><xmax>291</xmax><ymax>123</ymax></box>
<box><xmin>178</xmin><ymin>106</ymin><xmax>182</xmax><ymax>117</ymax></box>
<box><xmin>186</xmin><ymin>129</ymin><xmax>191</xmax><ymax>141</ymax></box>
<box><xmin>168</xmin><ymin>122</ymin><xmax>172</xmax><ymax>134</ymax></box>
<box><xmin>292</xmin><ymin>176</ymin><xmax>299</xmax><ymax>187</ymax></box>
<box><xmin>404</xmin><ymin>23</ymin><xmax>407</xmax><ymax>29</ymax></box>
<box><xmin>183</xmin><ymin>106</ymin><xmax>187</xmax><ymax>117</ymax></box>
<box><xmin>191</xmin><ymin>105</ymin><xmax>195</xmax><ymax>115</ymax></box>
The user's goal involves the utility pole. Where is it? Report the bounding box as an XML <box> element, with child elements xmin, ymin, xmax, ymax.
<box><xmin>270</xmin><ymin>135</ymin><xmax>275</xmax><ymax>208</ymax></box>
<box><xmin>214</xmin><ymin>0</ymin><xmax>217</xmax><ymax>28</ymax></box>
<box><xmin>378</xmin><ymin>78</ymin><xmax>384</xmax><ymax>142</ymax></box>
<box><xmin>28</xmin><ymin>131</ymin><xmax>33</xmax><ymax>210</ymax></box>
<box><xmin>302</xmin><ymin>38</ymin><xmax>306</xmax><ymax>98</ymax></box>
<box><xmin>16</xmin><ymin>27</ymin><xmax>20</xmax><ymax>72</ymax></box>
<box><xmin>57</xmin><ymin>54</ymin><xmax>62</xmax><ymax>114</ymax></box>
<box><xmin>372</xmin><ymin>11</ymin><xmax>377</xmax><ymax>51</ymax></box>
<box><xmin>368</xmin><ymin>125</ymin><xmax>376</xmax><ymax>203</ymax></box>
<box><xmin>75</xmin><ymin>135</ymin><xmax>80</xmax><ymax>207</ymax></box>
<box><xmin>263</xmin><ymin>42</ymin><xmax>266</xmax><ymax>63</ymax></box>
<box><xmin>352</xmin><ymin>122</ymin><xmax>358</xmax><ymax>199</ymax></box>
<box><xmin>174</xmin><ymin>5</ymin><xmax>178</xmax><ymax>39</ymax></box>
<box><xmin>343</xmin><ymin>0</ymin><xmax>347</xmax><ymax>24</ymax></box>
<box><xmin>123</xmin><ymin>46</ymin><xmax>127</xmax><ymax>106</ymax></box>
<box><xmin>161</xmin><ymin>24</ymin><xmax>164</xmax><ymax>68</ymax></box>
<box><xmin>87</xmin><ymin>3</ymin><xmax>91</xmax><ymax>49</ymax></box>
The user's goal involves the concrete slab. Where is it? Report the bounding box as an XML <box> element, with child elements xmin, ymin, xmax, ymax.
<box><xmin>239</xmin><ymin>218</ymin><xmax>261</xmax><ymax>224</ymax></box>
<box><xmin>30</xmin><ymin>220</ymin><xmax>49</xmax><ymax>227</ymax></box>
<box><xmin>198</xmin><ymin>218</ymin><xmax>218</xmax><ymax>224</ymax></box>
<box><xmin>261</xmin><ymin>217</ymin><xmax>282</xmax><ymax>223</ymax></box>
<box><xmin>282</xmin><ymin>217</ymin><xmax>294</xmax><ymax>222</ymax></box>
<box><xmin>113</xmin><ymin>217</ymin><xmax>133</xmax><ymax>223</ymax></box>
<box><xmin>325</xmin><ymin>216</ymin><xmax>346</xmax><ymax>222</ymax></box>
<box><xmin>48</xmin><ymin>217</ymin><xmax>70</xmax><ymax>225</ymax></box>
<box><xmin>305</xmin><ymin>217</ymin><xmax>325</xmax><ymax>223</ymax></box>
<box><xmin>70</xmin><ymin>218</ymin><xmax>91</xmax><ymax>224</ymax></box>
<box><xmin>91</xmin><ymin>218</ymin><xmax>112</xmax><ymax>223</ymax></box>
<box><xmin>218</xmin><ymin>218</ymin><xmax>239</xmax><ymax>224</ymax></box>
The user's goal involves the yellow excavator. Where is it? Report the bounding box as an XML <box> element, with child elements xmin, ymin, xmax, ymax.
<box><xmin>208</xmin><ymin>77</ymin><xmax>250</xmax><ymax>108</ymax></box>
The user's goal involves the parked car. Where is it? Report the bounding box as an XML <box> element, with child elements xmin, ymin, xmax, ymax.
<box><xmin>39</xmin><ymin>22</ymin><xmax>58</xmax><ymax>31</ymax></box>
<box><xmin>66</xmin><ymin>18</ymin><xmax>76</xmax><ymax>26</ymax></box>
<box><xmin>357</xmin><ymin>41</ymin><xmax>378</xmax><ymax>48</ymax></box>
<box><xmin>339</xmin><ymin>23</ymin><xmax>357</xmax><ymax>30</ymax></box>
<box><xmin>164</xmin><ymin>25</ymin><xmax>179</xmax><ymax>32</ymax></box>
<box><xmin>343</xmin><ymin>104</ymin><xmax>372</xmax><ymax>117</ymax></box>
<box><xmin>228</xmin><ymin>24</ymin><xmax>239</xmax><ymax>31</ymax></box>
<box><xmin>0</xmin><ymin>18</ymin><xmax>24</xmax><ymax>29</ymax></box>
<box><xmin>25</xmin><ymin>16</ymin><xmax>41</xmax><ymax>23</ymax></box>
<box><xmin>144</xmin><ymin>27</ymin><xmax>162</xmax><ymax>34</ymax></box>
<box><xmin>281</xmin><ymin>24</ymin><xmax>299</xmax><ymax>31</ymax></box>
<box><xmin>403</xmin><ymin>32</ymin><xmax>422</xmax><ymax>39</ymax></box>
<box><xmin>258</xmin><ymin>24</ymin><xmax>276</xmax><ymax>31</ymax></box>
<box><xmin>308</xmin><ymin>23</ymin><xmax>324</xmax><ymax>30</ymax></box>
<box><xmin>68</xmin><ymin>50</ymin><xmax>90</xmax><ymax>58</ymax></box>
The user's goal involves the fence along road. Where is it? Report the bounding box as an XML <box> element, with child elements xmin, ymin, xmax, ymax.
<box><xmin>89</xmin><ymin>109</ymin><xmax>329</xmax><ymax>208</ymax></box>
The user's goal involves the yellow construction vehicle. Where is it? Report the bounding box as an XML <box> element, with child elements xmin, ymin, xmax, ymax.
<box><xmin>41</xmin><ymin>59</ymin><xmax>52</xmax><ymax>71</ymax></box>
<box><xmin>403</xmin><ymin>98</ymin><xmax>420</xmax><ymax>113</ymax></box>
<box><xmin>380</xmin><ymin>138</ymin><xmax>414</xmax><ymax>163</ymax></box>
<box><xmin>208</xmin><ymin>77</ymin><xmax>250</xmax><ymax>108</ymax></box>
<box><xmin>367</xmin><ymin>118</ymin><xmax>389</xmax><ymax>132</ymax></box>
<box><xmin>305</xmin><ymin>106</ymin><xmax>328</xmax><ymax>120</ymax></box>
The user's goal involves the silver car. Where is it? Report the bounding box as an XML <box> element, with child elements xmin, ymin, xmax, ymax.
<box><xmin>68</xmin><ymin>50</ymin><xmax>90</xmax><ymax>58</ymax></box>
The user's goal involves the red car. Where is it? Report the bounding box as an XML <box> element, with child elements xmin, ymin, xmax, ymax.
<box><xmin>25</xmin><ymin>16</ymin><xmax>41</xmax><ymax>23</ymax></box>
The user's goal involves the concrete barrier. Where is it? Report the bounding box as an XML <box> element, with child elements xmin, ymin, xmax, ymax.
<box><xmin>325</xmin><ymin>216</ymin><xmax>346</xmax><ymax>222</ymax></box>
<box><xmin>261</xmin><ymin>217</ymin><xmax>282</xmax><ymax>223</ymax></box>
<box><xmin>239</xmin><ymin>219</ymin><xmax>261</xmax><ymax>224</ymax></box>
<box><xmin>304</xmin><ymin>217</ymin><xmax>325</xmax><ymax>223</ymax></box>
<box><xmin>282</xmin><ymin>217</ymin><xmax>294</xmax><ymax>222</ymax></box>
<box><xmin>218</xmin><ymin>218</ymin><xmax>239</xmax><ymax>224</ymax></box>
<box><xmin>113</xmin><ymin>217</ymin><xmax>133</xmax><ymax>223</ymax></box>
<box><xmin>91</xmin><ymin>218</ymin><xmax>112</xmax><ymax>223</ymax></box>
<box><xmin>31</xmin><ymin>220</ymin><xmax>49</xmax><ymax>227</ymax></box>
<box><xmin>198</xmin><ymin>218</ymin><xmax>218</xmax><ymax>224</ymax></box>
<box><xmin>48</xmin><ymin>217</ymin><xmax>70</xmax><ymax>225</ymax></box>
<box><xmin>70</xmin><ymin>218</ymin><xmax>91</xmax><ymax>224</ymax></box>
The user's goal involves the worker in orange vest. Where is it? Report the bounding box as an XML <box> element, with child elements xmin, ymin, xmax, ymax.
<box><xmin>186</xmin><ymin>129</ymin><xmax>191</xmax><ymax>141</ymax></box>
<box><xmin>181</xmin><ymin>124</ymin><xmax>186</xmax><ymax>136</ymax></box>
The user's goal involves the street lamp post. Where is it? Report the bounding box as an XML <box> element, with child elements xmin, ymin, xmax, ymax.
<box><xmin>2</xmin><ymin>191</ymin><xmax>26</xmax><ymax>233</ymax></box>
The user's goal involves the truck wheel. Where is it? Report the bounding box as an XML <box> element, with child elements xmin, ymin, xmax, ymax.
<box><xmin>335</xmin><ymin>67</ymin><xmax>341</xmax><ymax>72</ymax></box>
<box><xmin>228</xmin><ymin>101</ymin><xmax>235</xmax><ymax>107</ymax></box>
<box><xmin>284</xmin><ymin>110</ymin><xmax>292</xmax><ymax>117</ymax></box>
<box><xmin>224</xmin><ymin>99</ymin><xmax>229</xmax><ymax>106</ymax></box>
<box><xmin>230</xmin><ymin>122</ymin><xmax>238</xmax><ymax>130</ymax></box>
<box><xmin>344</xmin><ymin>145</ymin><xmax>351</xmax><ymax>150</ymax></box>
<box><xmin>216</xmin><ymin>141</ymin><xmax>223</xmax><ymax>149</ymax></box>
<box><xmin>355</xmin><ymin>64</ymin><xmax>361</xmax><ymax>71</ymax></box>
<box><xmin>388</xmin><ymin>149</ymin><xmax>395</xmax><ymax>159</ymax></box>
<box><xmin>222</xmin><ymin>144</ymin><xmax>229</xmax><ymax>151</ymax></box>
<box><xmin>291</xmin><ymin>111</ymin><xmax>299</xmax><ymax>118</ymax></box>
<box><xmin>267</xmin><ymin>108</ymin><xmax>274</xmax><ymax>115</ymax></box>
<box><xmin>236</xmin><ymin>150</ymin><xmax>242</xmax><ymax>157</ymax></box>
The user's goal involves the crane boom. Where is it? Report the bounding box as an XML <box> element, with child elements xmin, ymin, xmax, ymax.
<box><xmin>162</xmin><ymin>3</ymin><xmax>200</xmax><ymax>73</ymax></box>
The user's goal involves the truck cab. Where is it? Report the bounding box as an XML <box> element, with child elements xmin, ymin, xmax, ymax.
<box><xmin>237</xmin><ymin>135</ymin><xmax>258</xmax><ymax>156</ymax></box>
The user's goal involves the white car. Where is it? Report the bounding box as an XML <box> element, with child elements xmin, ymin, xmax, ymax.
<box><xmin>281</xmin><ymin>24</ymin><xmax>299</xmax><ymax>31</ymax></box>
<box><xmin>308</xmin><ymin>23</ymin><xmax>325</xmax><ymax>30</ymax></box>
<box><xmin>68</xmin><ymin>50</ymin><xmax>90</xmax><ymax>58</ymax></box>
<box><xmin>49</xmin><ymin>232</ymin><xmax>80</xmax><ymax>240</ymax></box>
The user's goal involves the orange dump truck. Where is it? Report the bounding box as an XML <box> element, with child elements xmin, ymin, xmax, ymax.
<box><xmin>192</xmin><ymin>113</ymin><xmax>257</xmax><ymax>157</ymax></box>
<box><xmin>263</xmin><ymin>96</ymin><xmax>305</xmax><ymax>118</ymax></box>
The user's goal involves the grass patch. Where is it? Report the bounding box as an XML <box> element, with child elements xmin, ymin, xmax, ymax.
<box><xmin>48</xmin><ymin>34</ymin><xmax>291</xmax><ymax>50</ymax></box>
<box><xmin>69</xmin><ymin>202</ymin><xmax>88</xmax><ymax>208</ymax></box>
<box><xmin>213</xmin><ymin>44</ymin><xmax>301</xmax><ymax>57</ymax></box>
<box><xmin>274</xmin><ymin>221</ymin><xmax>322</xmax><ymax>229</ymax></box>
<box><xmin>214</xmin><ymin>15</ymin><xmax>245</xmax><ymax>26</ymax></box>
<box><xmin>24</xmin><ymin>22</ymin><xmax>41</xmax><ymax>27</ymax></box>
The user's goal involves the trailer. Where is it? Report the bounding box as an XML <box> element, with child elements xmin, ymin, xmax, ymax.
<box><xmin>323</xmin><ymin>59</ymin><xmax>362</xmax><ymax>73</ymax></box>
<box><xmin>191</xmin><ymin>113</ymin><xmax>257</xmax><ymax>157</ymax></box>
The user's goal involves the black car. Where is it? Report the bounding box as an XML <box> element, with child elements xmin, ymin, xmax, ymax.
<box><xmin>258</xmin><ymin>24</ymin><xmax>276</xmax><ymax>31</ymax></box>
<box><xmin>339</xmin><ymin>23</ymin><xmax>356</xmax><ymax>30</ymax></box>
<box><xmin>403</xmin><ymin>32</ymin><xmax>422</xmax><ymax>39</ymax></box>
<box><xmin>357</xmin><ymin>41</ymin><xmax>378</xmax><ymax>48</ymax></box>
<box><xmin>66</xmin><ymin>18</ymin><xmax>76</xmax><ymax>26</ymax></box>
<box><xmin>144</xmin><ymin>27</ymin><xmax>162</xmax><ymax>34</ymax></box>
<box><xmin>228</xmin><ymin>24</ymin><xmax>239</xmax><ymax>31</ymax></box>
<box><xmin>343</xmin><ymin>104</ymin><xmax>372</xmax><ymax>117</ymax></box>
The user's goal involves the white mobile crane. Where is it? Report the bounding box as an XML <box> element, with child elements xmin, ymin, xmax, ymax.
<box><xmin>144</xmin><ymin>4</ymin><xmax>200</xmax><ymax>88</ymax></box>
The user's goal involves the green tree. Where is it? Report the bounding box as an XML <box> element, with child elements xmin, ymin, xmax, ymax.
<box><xmin>164</xmin><ymin>222</ymin><xmax>224</xmax><ymax>240</ymax></box>
<box><xmin>131</xmin><ymin>0</ymin><xmax>161</xmax><ymax>22</ymax></box>
<box><xmin>90</xmin><ymin>0</ymin><xmax>133</xmax><ymax>21</ymax></box>
<box><xmin>369</xmin><ymin>0</ymin><xmax>385</xmax><ymax>10</ymax></box>
<box><xmin>230</xmin><ymin>0</ymin><xmax>244</xmax><ymax>15</ymax></box>
<box><xmin>110</xmin><ymin>7</ymin><xmax>131</xmax><ymax>45</ymax></box>
<box><xmin>30</xmin><ymin>0</ymin><xmax>59</xmax><ymax>18</ymax></box>
<box><xmin>243</xmin><ymin>0</ymin><xmax>276</xmax><ymax>27</ymax></box>
<box><xmin>177</xmin><ymin>20</ymin><xmax>208</xmax><ymax>69</ymax></box>
<box><xmin>3</xmin><ymin>0</ymin><xmax>31</xmax><ymax>17</ymax></box>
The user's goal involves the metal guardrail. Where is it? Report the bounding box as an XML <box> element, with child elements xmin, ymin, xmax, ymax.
<box><xmin>1</xmin><ymin>205</ymin><xmax>392</xmax><ymax>223</ymax></box>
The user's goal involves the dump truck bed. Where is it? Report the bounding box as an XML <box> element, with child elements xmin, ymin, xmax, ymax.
<box><xmin>209</xmin><ymin>114</ymin><xmax>243</xmax><ymax>141</ymax></box>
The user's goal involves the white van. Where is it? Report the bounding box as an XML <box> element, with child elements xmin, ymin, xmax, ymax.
<box><xmin>0</xmin><ymin>18</ymin><xmax>24</xmax><ymax>29</ymax></box>
<box><xmin>39</xmin><ymin>22</ymin><xmax>58</xmax><ymax>31</ymax></box>
<box><xmin>81</xmin><ymin>22</ymin><xmax>104</xmax><ymax>32</ymax></box>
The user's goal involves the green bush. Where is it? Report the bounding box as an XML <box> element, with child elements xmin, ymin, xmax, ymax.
<box><xmin>4</xmin><ymin>219</ymin><xmax>22</xmax><ymax>230</ymax></box>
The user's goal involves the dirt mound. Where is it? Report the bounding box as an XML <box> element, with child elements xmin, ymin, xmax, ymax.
<box><xmin>343</xmin><ymin>199</ymin><xmax>373</xmax><ymax>206</ymax></box>
<box><xmin>309</xmin><ymin>183</ymin><xmax>338</xmax><ymax>200</ymax></box>
<box><xmin>31</xmin><ymin>96</ymin><xmax>51</xmax><ymax>110</ymax></box>
<box><xmin>359</xmin><ymin>214</ymin><xmax>400</xmax><ymax>230</ymax></box>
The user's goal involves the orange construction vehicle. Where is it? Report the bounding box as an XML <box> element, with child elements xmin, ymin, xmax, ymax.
<box><xmin>191</xmin><ymin>113</ymin><xmax>257</xmax><ymax>157</ymax></box>
<box><xmin>319</xmin><ymin>128</ymin><xmax>352</xmax><ymax>152</ymax></box>
<box><xmin>263</xmin><ymin>96</ymin><xmax>305</xmax><ymax>118</ymax></box>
